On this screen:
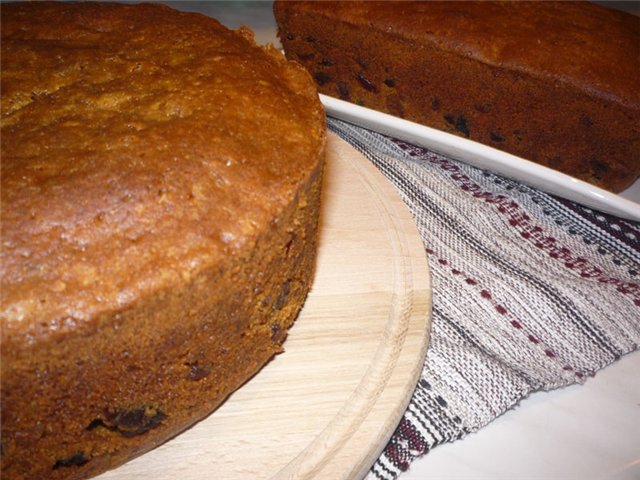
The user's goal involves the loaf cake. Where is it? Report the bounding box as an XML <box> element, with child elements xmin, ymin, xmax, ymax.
<box><xmin>274</xmin><ymin>1</ymin><xmax>640</xmax><ymax>193</ymax></box>
<box><xmin>0</xmin><ymin>2</ymin><xmax>325</xmax><ymax>479</ymax></box>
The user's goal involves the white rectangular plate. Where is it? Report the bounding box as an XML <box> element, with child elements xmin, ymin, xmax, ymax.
<box><xmin>321</xmin><ymin>95</ymin><xmax>640</xmax><ymax>222</ymax></box>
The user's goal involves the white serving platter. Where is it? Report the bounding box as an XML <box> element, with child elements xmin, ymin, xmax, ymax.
<box><xmin>321</xmin><ymin>95</ymin><xmax>640</xmax><ymax>222</ymax></box>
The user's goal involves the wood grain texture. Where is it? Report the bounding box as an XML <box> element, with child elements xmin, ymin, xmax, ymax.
<box><xmin>97</xmin><ymin>132</ymin><xmax>432</xmax><ymax>480</ymax></box>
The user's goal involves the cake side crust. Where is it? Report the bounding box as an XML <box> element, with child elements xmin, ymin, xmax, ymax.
<box><xmin>0</xmin><ymin>157</ymin><xmax>324</xmax><ymax>480</ymax></box>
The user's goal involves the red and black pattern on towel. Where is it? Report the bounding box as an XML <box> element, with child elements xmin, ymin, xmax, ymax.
<box><xmin>326</xmin><ymin>118</ymin><xmax>640</xmax><ymax>480</ymax></box>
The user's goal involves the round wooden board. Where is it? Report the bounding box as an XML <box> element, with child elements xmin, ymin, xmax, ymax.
<box><xmin>97</xmin><ymin>132</ymin><xmax>432</xmax><ymax>480</ymax></box>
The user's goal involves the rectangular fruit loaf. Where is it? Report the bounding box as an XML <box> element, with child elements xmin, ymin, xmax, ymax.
<box><xmin>274</xmin><ymin>0</ymin><xmax>640</xmax><ymax>193</ymax></box>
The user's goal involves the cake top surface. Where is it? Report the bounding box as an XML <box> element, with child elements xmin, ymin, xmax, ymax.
<box><xmin>277</xmin><ymin>0</ymin><xmax>640</xmax><ymax>107</ymax></box>
<box><xmin>1</xmin><ymin>1</ymin><xmax>325</xmax><ymax>342</ymax></box>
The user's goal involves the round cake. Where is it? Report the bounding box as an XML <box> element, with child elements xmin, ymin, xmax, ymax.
<box><xmin>0</xmin><ymin>2</ymin><xmax>325</xmax><ymax>479</ymax></box>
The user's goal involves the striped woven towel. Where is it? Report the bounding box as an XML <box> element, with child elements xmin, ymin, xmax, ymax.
<box><xmin>326</xmin><ymin>118</ymin><xmax>640</xmax><ymax>479</ymax></box>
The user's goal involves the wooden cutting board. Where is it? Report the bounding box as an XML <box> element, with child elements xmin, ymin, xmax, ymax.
<box><xmin>98</xmin><ymin>132</ymin><xmax>432</xmax><ymax>480</ymax></box>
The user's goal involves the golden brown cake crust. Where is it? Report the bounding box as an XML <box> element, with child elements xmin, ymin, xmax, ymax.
<box><xmin>1</xmin><ymin>2</ymin><xmax>325</xmax><ymax>479</ymax></box>
<box><xmin>275</xmin><ymin>0</ymin><xmax>640</xmax><ymax>192</ymax></box>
